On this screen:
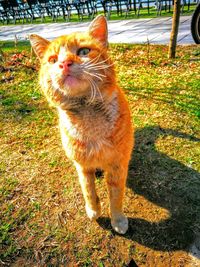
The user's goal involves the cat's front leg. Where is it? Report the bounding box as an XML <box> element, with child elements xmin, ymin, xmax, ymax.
<box><xmin>106</xmin><ymin>164</ymin><xmax>129</xmax><ymax>234</ymax></box>
<box><xmin>74</xmin><ymin>162</ymin><xmax>101</xmax><ymax>220</ymax></box>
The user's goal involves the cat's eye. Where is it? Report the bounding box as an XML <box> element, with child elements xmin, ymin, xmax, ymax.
<box><xmin>48</xmin><ymin>55</ymin><xmax>58</xmax><ymax>64</ymax></box>
<box><xmin>77</xmin><ymin>48</ymin><xmax>90</xmax><ymax>56</ymax></box>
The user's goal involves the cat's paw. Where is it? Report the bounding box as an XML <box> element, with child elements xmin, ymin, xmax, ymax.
<box><xmin>85</xmin><ymin>204</ymin><xmax>101</xmax><ymax>221</ymax></box>
<box><xmin>111</xmin><ymin>215</ymin><xmax>128</xmax><ymax>234</ymax></box>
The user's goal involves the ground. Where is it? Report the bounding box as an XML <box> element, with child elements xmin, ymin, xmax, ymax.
<box><xmin>0</xmin><ymin>42</ymin><xmax>200</xmax><ymax>266</ymax></box>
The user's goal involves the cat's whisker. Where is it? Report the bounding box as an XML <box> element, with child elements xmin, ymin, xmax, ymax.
<box><xmin>86</xmin><ymin>62</ymin><xmax>115</xmax><ymax>71</ymax></box>
<box><xmin>89</xmin><ymin>86</ymin><xmax>96</xmax><ymax>104</ymax></box>
<box><xmin>83</xmin><ymin>70</ymin><xmax>104</xmax><ymax>81</ymax></box>
<box><xmin>96</xmin><ymin>73</ymin><xmax>106</xmax><ymax>77</ymax></box>
<box><xmin>84</xmin><ymin>56</ymin><xmax>111</xmax><ymax>67</ymax></box>
<box><xmin>84</xmin><ymin>52</ymin><xmax>112</xmax><ymax>67</ymax></box>
<box><xmin>89</xmin><ymin>72</ymin><xmax>106</xmax><ymax>79</ymax></box>
<box><xmin>86</xmin><ymin>76</ymin><xmax>99</xmax><ymax>104</ymax></box>
<box><xmin>85</xmin><ymin>76</ymin><xmax>94</xmax><ymax>101</ymax></box>
<box><xmin>93</xmin><ymin>55</ymin><xmax>111</xmax><ymax>64</ymax></box>
<box><xmin>89</xmin><ymin>80</ymin><xmax>97</xmax><ymax>103</ymax></box>
<box><xmin>93</xmin><ymin>56</ymin><xmax>112</xmax><ymax>66</ymax></box>
<box><xmin>91</xmin><ymin>64</ymin><xmax>107</xmax><ymax>70</ymax></box>
<box><xmin>82</xmin><ymin>56</ymin><xmax>113</xmax><ymax>71</ymax></box>
<box><xmin>86</xmin><ymin>76</ymin><xmax>103</xmax><ymax>104</ymax></box>
<box><xmin>82</xmin><ymin>67</ymin><xmax>106</xmax><ymax>78</ymax></box>
<box><xmin>85</xmin><ymin>61</ymin><xmax>112</xmax><ymax>70</ymax></box>
<box><xmin>82</xmin><ymin>69</ymin><xmax>107</xmax><ymax>81</ymax></box>
<box><xmin>83</xmin><ymin>54</ymin><xmax>103</xmax><ymax>66</ymax></box>
<box><xmin>95</xmin><ymin>84</ymin><xmax>103</xmax><ymax>102</ymax></box>
<box><xmin>83</xmin><ymin>70</ymin><xmax>104</xmax><ymax>103</ymax></box>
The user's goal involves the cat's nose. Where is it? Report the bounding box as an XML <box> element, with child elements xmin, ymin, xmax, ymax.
<box><xmin>59</xmin><ymin>60</ymin><xmax>73</xmax><ymax>73</ymax></box>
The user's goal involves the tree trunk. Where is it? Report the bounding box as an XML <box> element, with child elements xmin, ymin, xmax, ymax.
<box><xmin>168</xmin><ymin>0</ymin><xmax>181</xmax><ymax>59</ymax></box>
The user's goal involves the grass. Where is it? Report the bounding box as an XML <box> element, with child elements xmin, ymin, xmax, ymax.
<box><xmin>0</xmin><ymin>41</ymin><xmax>200</xmax><ymax>266</ymax></box>
<box><xmin>0</xmin><ymin>4</ymin><xmax>197</xmax><ymax>26</ymax></box>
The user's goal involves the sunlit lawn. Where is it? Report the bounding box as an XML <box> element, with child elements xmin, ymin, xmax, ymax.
<box><xmin>0</xmin><ymin>41</ymin><xmax>200</xmax><ymax>266</ymax></box>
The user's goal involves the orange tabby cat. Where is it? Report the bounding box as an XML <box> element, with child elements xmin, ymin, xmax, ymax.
<box><xmin>30</xmin><ymin>15</ymin><xmax>134</xmax><ymax>234</ymax></box>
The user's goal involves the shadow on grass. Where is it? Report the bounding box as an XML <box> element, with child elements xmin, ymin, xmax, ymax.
<box><xmin>98</xmin><ymin>126</ymin><xmax>200</xmax><ymax>255</ymax></box>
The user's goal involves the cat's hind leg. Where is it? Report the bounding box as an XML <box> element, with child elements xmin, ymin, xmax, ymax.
<box><xmin>105</xmin><ymin>164</ymin><xmax>128</xmax><ymax>234</ymax></box>
<box><xmin>75</xmin><ymin>163</ymin><xmax>101</xmax><ymax>220</ymax></box>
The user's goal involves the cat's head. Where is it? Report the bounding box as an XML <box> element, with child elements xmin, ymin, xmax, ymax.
<box><xmin>30</xmin><ymin>15</ymin><xmax>115</xmax><ymax>103</ymax></box>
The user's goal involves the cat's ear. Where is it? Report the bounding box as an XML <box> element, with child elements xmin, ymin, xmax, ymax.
<box><xmin>88</xmin><ymin>15</ymin><xmax>108</xmax><ymax>47</ymax></box>
<box><xmin>29</xmin><ymin>34</ymin><xmax>50</xmax><ymax>60</ymax></box>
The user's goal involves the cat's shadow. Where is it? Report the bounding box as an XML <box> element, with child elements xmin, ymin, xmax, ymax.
<box><xmin>97</xmin><ymin>126</ymin><xmax>200</xmax><ymax>256</ymax></box>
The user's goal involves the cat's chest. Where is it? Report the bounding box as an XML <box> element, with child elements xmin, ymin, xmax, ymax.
<box><xmin>58</xmin><ymin>96</ymin><xmax>119</xmax><ymax>142</ymax></box>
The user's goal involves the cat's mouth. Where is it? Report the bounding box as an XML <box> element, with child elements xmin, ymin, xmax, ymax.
<box><xmin>62</xmin><ymin>74</ymin><xmax>78</xmax><ymax>87</ymax></box>
<box><xmin>62</xmin><ymin>74</ymin><xmax>88</xmax><ymax>93</ymax></box>
<box><xmin>54</xmin><ymin>71</ymin><xmax>90</xmax><ymax>95</ymax></box>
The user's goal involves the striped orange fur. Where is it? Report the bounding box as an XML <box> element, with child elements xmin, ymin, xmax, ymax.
<box><xmin>30</xmin><ymin>15</ymin><xmax>134</xmax><ymax>234</ymax></box>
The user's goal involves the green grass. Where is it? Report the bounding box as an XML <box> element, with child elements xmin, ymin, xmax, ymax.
<box><xmin>0</xmin><ymin>41</ymin><xmax>30</xmax><ymax>52</ymax></box>
<box><xmin>0</xmin><ymin>42</ymin><xmax>200</xmax><ymax>266</ymax></box>
<box><xmin>0</xmin><ymin>4</ymin><xmax>197</xmax><ymax>26</ymax></box>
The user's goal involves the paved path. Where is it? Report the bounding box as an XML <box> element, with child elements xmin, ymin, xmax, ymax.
<box><xmin>0</xmin><ymin>15</ymin><xmax>195</xmax><ymax>44</ymax></box>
